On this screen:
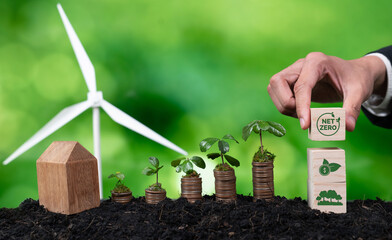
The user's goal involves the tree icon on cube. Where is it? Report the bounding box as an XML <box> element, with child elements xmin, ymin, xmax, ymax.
<box><xmin>316</xmin><ymin>190</ymin><xmax>343</xmax><ymax>206</ymax></box>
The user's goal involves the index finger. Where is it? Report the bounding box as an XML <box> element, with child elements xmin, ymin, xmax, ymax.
<box><xmin>294</xmin><ymin>53</ymin><xmax>326</xmax><ymax>129</ymax></box>
<box><xmin>268</xmin><ymin>59</ymin><xmax>304</xmax><ymax>117</ymax></box>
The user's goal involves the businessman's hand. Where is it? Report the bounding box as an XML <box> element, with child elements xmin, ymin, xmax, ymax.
<box><xmin>267</xmin><ymin>52</ymin><xmax>387</xmax><ymax>131</ymax></box>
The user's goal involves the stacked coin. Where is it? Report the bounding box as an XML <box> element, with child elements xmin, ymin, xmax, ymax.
<box><xmin>252</xmin><ymin>162</ymin><xmax>274</xmax><ymax>201</ymax></box>
<box><xmin>145</xmin><ymin>189</ymin><xmax>166</xmax><ymax>204</ymax></box>
<box><xmin>181</xmin><ymin>177</ymin><xmax>202</xmax><ymax>203</ymax></box>
<box><xmin>111</xmin><ymin>191</ymin><xmax>132</xmax><ymax>204</ymax></box>
<box><xmin>214</xmin><ymin>168</ymin><xmax>236</xmax><ymax>202</ymax></box>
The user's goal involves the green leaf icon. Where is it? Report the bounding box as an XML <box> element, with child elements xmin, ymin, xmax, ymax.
<box><xmin>323</xmin><ymin>159</ymin><xmax>329</xmax><ymax>165</ymax></box>
<box><xmin>337</xmin><ymin>117</ymin><xmax>340</xmax><ymax>123</ymax></box>
<box><xmin>331</xmin><ymin>112</ymin><xmax>335</xmax><ymax>118</ymax></box>
<box><xmin>329</xmin><ymin>163</ymin><xmax>341</xmax><ymax>172</ymax></box>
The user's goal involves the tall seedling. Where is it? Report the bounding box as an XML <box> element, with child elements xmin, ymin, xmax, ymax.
<box><xmin>242</xmin><ymin>120</ymin><xmax>286</xmax><ymax>162</ymax></box>
<box><xmin>242</xmin><ymin>120</ymin><xmax>286</xmax><ymax>201</ymax></box>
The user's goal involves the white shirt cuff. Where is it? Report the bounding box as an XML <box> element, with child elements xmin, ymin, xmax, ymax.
<box><xmin>362</xmin><ymin>53</ymin><xmax>392</xmax><ymax>117</ymax></box>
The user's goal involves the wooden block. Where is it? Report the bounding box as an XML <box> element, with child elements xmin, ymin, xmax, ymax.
<box><xmin>307</xmin><ymin>180</ymin><xmax>346</xmax><ymax>214</ymax></box>
<box><xmin>308</xmin><ymin>108</ymin><xmax>345</xmax><ymax>141</ymax></box>
<box><xmin>36</xmin><ymin>141</ymin><xmax>100</xmax><ymax>215</ymax></box>
<box><xmin>307</xmin><ymin>148</ymin><xmax>345</xmax><ymax>183</ymax></box>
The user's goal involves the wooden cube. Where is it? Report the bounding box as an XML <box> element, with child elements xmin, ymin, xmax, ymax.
<box><xmin>308</xmin><ymin>108</ymin><xmax>345</xmax><ymax>141</ymax></box>
<box><xmin>307</xmin><ymin>148</ymin><xmax>345</xmax><ymax>183</ymax></box>
<box><xmin>307</xmin><ymin>180</ymin><xmax>346</xmax><ymax>214</ymax></box>
<box><xmin>36</xmin><ymin>141</ymin><xmax>100</xmax><ymax>215</ymax></box>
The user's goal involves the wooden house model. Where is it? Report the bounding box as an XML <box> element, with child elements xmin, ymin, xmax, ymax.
<box><xmin>36</xmin><ymin>141</ymin><xmax>100</xmax><ymax>214</ymax></box>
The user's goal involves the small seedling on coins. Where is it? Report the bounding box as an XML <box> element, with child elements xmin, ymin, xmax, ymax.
<box><xmin>108</xmin><ymin>172</ymin><xmax>131</xmax><ymax>193</ymax></box>
<box><xmin>171</xmin><ymin>155</ymin><xmax>206</xmax><ymax>177</ymax></box>
<box><xmin>200</xmin><ymin>134</ymin><xmax>240</xmax><ymax>171</ymax></box>
<box><xmin>142</xmin><ymin>157</ymin><xmax>164</xmax><ymax>191</ymax></box>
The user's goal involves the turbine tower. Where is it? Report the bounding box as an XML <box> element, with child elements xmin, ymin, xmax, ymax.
<box><xmin>3</xmin><ymin>4</ymin><xmax>188</xmax><ymax>198</ymax></box>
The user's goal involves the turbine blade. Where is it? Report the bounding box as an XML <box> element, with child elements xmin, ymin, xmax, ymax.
<box><xmin>3</xmin><ymin>101</ymin><xmax>92</xmax><ymax>165</ymax></box>
<box><xmin>57</xmin><ymin>3</ymin><xmax>97</xmax><ymax>93</ymax></box>
<box><xmin>101</xmin><ymin>100</ymin><xmax>188</xmax><ymax>155</ymax></box>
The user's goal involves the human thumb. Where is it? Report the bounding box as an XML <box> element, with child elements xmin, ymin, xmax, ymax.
<box><xmin>342</xmin><ymin>92</ymin><xmax>363</xmax><ymax>131</ymax></box>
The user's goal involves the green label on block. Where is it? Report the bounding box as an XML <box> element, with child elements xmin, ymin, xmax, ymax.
<box><xmin>319</xmin><ymin>159</ymin><xmax>341</xmax><ymax>176</ymax></box>
<box><xmin>316</xmin><ymin>190</ymin><xmax>343</xmax><ymax>206</ymax></box>
<box><xmin>316</xmin><ymin>112</ymin><xmax>340</xmax><ymax>136</ymax></box>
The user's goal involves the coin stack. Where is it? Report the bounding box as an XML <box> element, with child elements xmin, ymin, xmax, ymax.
<box><xmin>214</xmin><ymin>168</ymin><xmax>236</xmax><ymax>202</ymax></box>
<box><xmin>252</xmin><ymin>161</ymin><xmax>274</xmax><ymax>201</ymax></box>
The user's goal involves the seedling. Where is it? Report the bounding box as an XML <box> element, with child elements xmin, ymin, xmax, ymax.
<box><xmin>199</xmin><ymin>134</ymin><xmax>240</xmax><ymax>170</ymax></box>
<box><xmin>171</xmin><ymin>156</ymin><xmax>206</xmax><ymax>177</ymax></box>
<box><xmin>108</xmin><ymin>172</ymin><xmax>131</xmax><ymax>193</ymax></box>
<box><xmin>142</xmin><ymin>157</ymin><xmax>164</xmax><ymax>191</ymax></box>
<box><xmin>242</xmin><ymin>120</ymin><xmax>286</xmax><ymax>162</ymax></box>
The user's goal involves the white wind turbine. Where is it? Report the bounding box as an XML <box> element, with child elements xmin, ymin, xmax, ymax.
<box><xmin>2</xmin><ymin>3</ymin><xmax>188</xmax><ymax>199</ymax></box>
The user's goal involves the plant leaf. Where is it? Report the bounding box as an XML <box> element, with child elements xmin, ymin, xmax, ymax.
<box><xmin>171</xmin><ymin>157</ymin><xmax>185</xmax><ymax>167</ymax></box>
<box><xmin>190</xmin><ymin>156</ymin><xmax>206</xmax><ymax>169</ymax></box>
<box><xmin>224</xmin><ymin>154</ymin><xmax>240</xmax><ymax>167</ymax></box>
<box><xmin>116</xmin><ymin>172</ymin><xmax>125</xmax><ymax>181</ymax></box>
<box><xmin>207</xmin><ymin>153</ymin><xmax>221</xmax><ymax>160</ymax></box>
<box><xmin>181</xmin><ymin>160</ymin><xmax>193</xmax><ymax>173</ymax></box>
<box><xmin>257</xmin><ymin>120</ymin><xmax>270</xmax><ymax>131</ymax></box>
<box><xmin>149</xmin><ymin>156</ymin><xmax>159</xmax><ymax>168</ymax></box>
<box><xmin>222</xmin><ymin>134</ymin><xmax>239</xmax><ymax>143</ymax></box>
<box><xmin>266</xmin><ymin>121</ymin><xmax>286</xmax><ymax>137</ymax></box>
<box><xmin>199</xmin><ymin>138</ymin><xmax>219</xmax><ymax>152</ymax></box>
<box><xmin>323</xmin><ymin>159</ymin><xmax>329</xmax><ymax>165</ymax></box>
<box><xmin>329</xmin><ymin>163</ymin><xmax>341</xmax><ymax>172</ymax></box>
<box><xmin>242</xmin><ymin>120</ymin><xmax>259</xmax><ymax>141</ymax></box>
<box><xmin>108</xmin><ymin>174</ymin><xmax>116</xmax><ymax>179</ymax></box>
<box><xmin>175</xmin><ymin>165</ymin><xmax>182</xmax><ymax>173</ymax></box>
<box><xmin>252</xmin><ymin>123</ymin><xmax>261</xmax><ymax>134</ymax></box>
<box><xmin>142</xmin><ymin>167</ymin><xmax>155</xmax><ymax>176</ymax></box>
<box><xmin>218</xmin><ymin>140</ymin><xmax>230</xmax><ymax>154</ymax></box>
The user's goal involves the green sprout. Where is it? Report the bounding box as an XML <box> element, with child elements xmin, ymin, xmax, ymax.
<box><xmin>199</xmin><ymin>134</ymin><xmax>240</xmax><ymax>170</ymax></box>
<box><xmin>242</xmin><ymin>120</ymin><xmax>286</xmax><ymax>162</ymax></box>
<box><xmin>171</xmin><ymin>156</ymin><xmax>206</xmax><ymax>177</ymax></box>
<box><xmin>108</xmin><ymin>172</ymin><xmax>131</xmax><ymax>193</ymax></box>
<box><xmin>142</xmin><ymin>156</ymin><xmax>164</xmax><ymax>191</ymax></box>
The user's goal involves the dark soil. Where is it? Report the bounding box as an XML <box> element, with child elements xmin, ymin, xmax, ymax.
<box><xmin>1</xmin><ymin>195</ymin><xmax>391</xmax><ymax>239</ymax></box>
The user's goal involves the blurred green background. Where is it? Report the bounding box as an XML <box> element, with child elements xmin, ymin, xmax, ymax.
<box><xmin>0</xmin><ymin>0</ymin><xmax>391</xmax><ymax>208</ymax></box>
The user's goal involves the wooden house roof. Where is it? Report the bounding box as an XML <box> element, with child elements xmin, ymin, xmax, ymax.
<box><xmin>37</xmin><ymin>141</ymin><xmax>96</xmax><ymax>163</ymax></box>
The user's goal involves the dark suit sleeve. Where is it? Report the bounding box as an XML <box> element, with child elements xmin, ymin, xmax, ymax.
<box><xmin>369</xmin><ymin>45</ymin><xmax>392</xmax><ymax>60</ymax></box>
<box><xmin>362</xmin><ymin>107</ymin><xmax>392</xmax><ymax>129</ymax></box>
<box><xmin>361</xmin><ymin>45</ymin><xmax>392</xmax><ymax>129</ymax></box>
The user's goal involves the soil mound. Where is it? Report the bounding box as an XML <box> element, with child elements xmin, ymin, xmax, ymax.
<box><xmin>0</xmin><ymin>195</ymin><xmax>391</xmax><ymax>239</ymax></box>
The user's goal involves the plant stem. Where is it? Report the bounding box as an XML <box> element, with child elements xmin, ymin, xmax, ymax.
<box><xmin>156</xmin><ymin>170</ymin><xmax>159</xmax><ymax>186</ymax></box>
<box><xmin>220</xmin><ymin>152</ymin><xmax>225</xmax><ymax>165</ymax></box>
<box><xmin>259</xmin><ymin>132</ymin><xmax>263</xmax><ymax>154</ymax></box>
